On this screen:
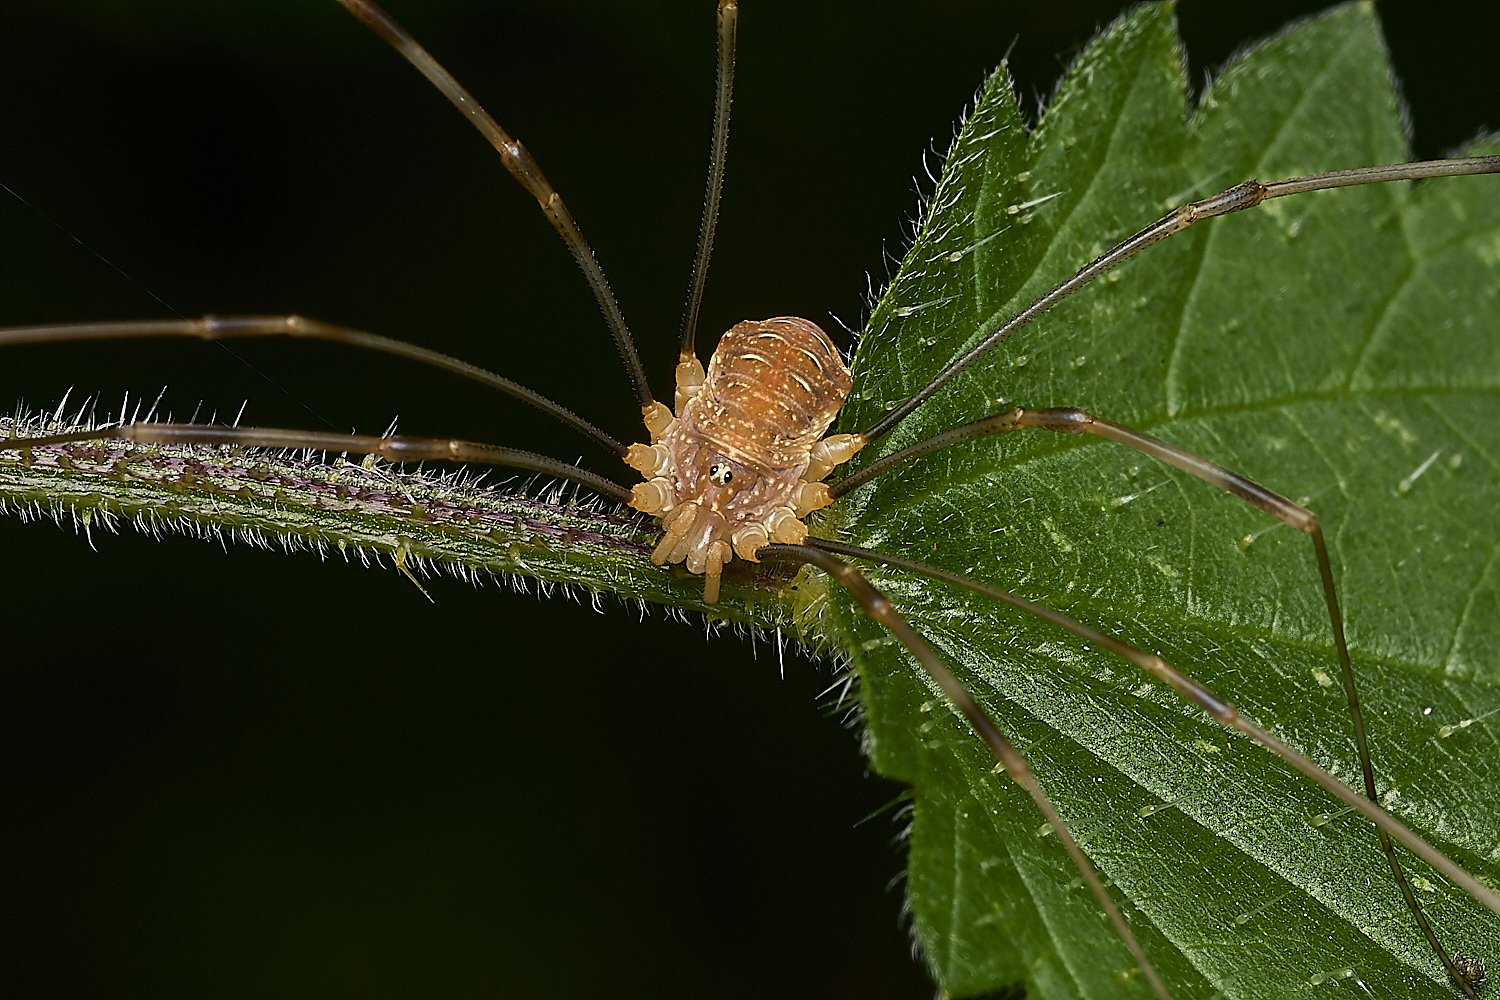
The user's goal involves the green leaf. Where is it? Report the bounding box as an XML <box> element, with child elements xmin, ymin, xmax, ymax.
<box><xmin>833</xmin><ymin>4</ymin><xmax>1500</xmax><ymax>997</ymax></box>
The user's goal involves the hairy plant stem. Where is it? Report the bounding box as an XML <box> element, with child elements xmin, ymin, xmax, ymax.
<box><xmin>0</xmin><ymin>416</ymin><xmax>800</xmax><ymax>629</ymax></box>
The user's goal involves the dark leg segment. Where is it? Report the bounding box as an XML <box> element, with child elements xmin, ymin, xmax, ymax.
<box><xmin>833</xmin><ymin>404</ymin><xmax>1474</xmax><ymax>990</ymax></box>
<box><xmin>859</xmin><ymin>156</ymin><xmax>1500</xmax><ymax>443</ymax></box>
<box><xmin>761</xmin><ymin>542</ymin><xmax>1175</xmax><ymax>1000</ymax></box>
<box><xmin>0</xmin><ymin>315</ymin><xmax>626</xmax><ymax>457</ymax></box>
<box><xmin>678</xmin><ymin>0</ymin><xmax>739</xmax><ymax>364</ymax></box>
<box><xmin>336</xmin><ymin>0</ymin><xmax>655</xmax><ymax>411</ymax></box>
<box><xmin>0</xmin><ymin>423</ymin><xmax>632</xmax><ymax>505</ymax></box>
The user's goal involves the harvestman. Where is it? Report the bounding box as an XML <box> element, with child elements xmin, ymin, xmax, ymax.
<box><xmin>2</xmin><ymin>2</ymin><xmax>1499</xmax><ymax>996</ymax></box>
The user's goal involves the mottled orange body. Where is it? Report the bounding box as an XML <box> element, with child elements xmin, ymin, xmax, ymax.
<box><xmin>626</xmin><ymin>316</ymin><xmax>863</xmax><ymax>602</ymax></box>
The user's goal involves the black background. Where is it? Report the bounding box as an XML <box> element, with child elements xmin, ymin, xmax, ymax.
<box><xmin>1</xmin><ymin>2</ymin><xmax>1496</xmax><ymax>997</ymax></box>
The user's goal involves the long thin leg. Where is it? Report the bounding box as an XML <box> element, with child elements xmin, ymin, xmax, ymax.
<box><xmin>761</xmin><ymin>542</ymin><xmax>1175</xmax><ymax>1000</ymax></box>
<box><xmin>858</xmin><ymin>155</ymin><xmax>1500</xmax><ymax>444</ymax></box>
<box><xmin>832</xmin><ymin>404</ymin><xmax>1469</xmax><ymax>989</ymax></box>
<box><xmin>678</xmin><ymin>0</ymin><xmax>739</xmax><ymax>365</ymax></box>
<box><xmin>0</xmin><ymin>423</ymin><xmax>632</xmax><ymax>505</ymax></box>
<box><xmin>791</xmin><ymin>537</ymin><xmax>1499</xmax><ymax>996</ymax></box>
<box><xmin>336</xmin><ymin>0</ymin><xmax>655</xmax><ymax>412</ymax></box>
<box><xmin>0</xmin><ymin>315</ymin><xmax>627</xmax><ymax>458</ymax></box>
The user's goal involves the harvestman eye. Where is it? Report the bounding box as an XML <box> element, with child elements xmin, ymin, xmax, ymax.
<box><xmin>1</xmin><ymin>2</ymin><xmax>1498</xmax><ymax>998</ymax></box>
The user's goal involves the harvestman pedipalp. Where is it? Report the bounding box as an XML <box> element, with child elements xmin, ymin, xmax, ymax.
<box><xmin>2</xmin><ymin>1</ymin><xmax>1500</xmax><ymax>1000</ymax></box>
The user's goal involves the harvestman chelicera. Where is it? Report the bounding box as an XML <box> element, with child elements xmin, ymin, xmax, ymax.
<box><xmin>2</xmin><ymin>2</ymin><xmax>1499</xmax><ymax>996</ymax></box>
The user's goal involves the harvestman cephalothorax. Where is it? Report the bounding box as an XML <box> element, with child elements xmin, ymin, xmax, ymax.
<box><xmin>2</xmin><ymin>1</ymin><xmax>1500</xmax><ymax>1000</ymax></box>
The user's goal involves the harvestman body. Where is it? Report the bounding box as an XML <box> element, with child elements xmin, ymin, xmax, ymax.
<box><xmin>4</xmin><ymin>1</ymin><xmax>1500</xmax><ymax>996</ymax></box>
<box><xmin>627</xmin><ymin>317</ymin><xmax>862</xmax><ymax>604</ymax></box>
